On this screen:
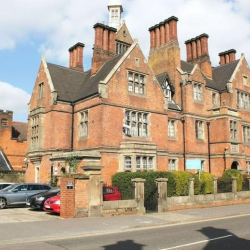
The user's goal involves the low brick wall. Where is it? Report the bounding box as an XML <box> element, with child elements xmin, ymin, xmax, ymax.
<box><xmin>0</xmin><ymin>171</ymin><xmax>25</xmax><ymax>183</ymax></box>
<box><xmin>102</xmin><ymin>200</ymin><xmax>138</xmax><ymax>216</ymax></box>
<box><xmin>167</xmin><ymin>191</ymin><xmax>250</xmax><ymax>211</ymax></box>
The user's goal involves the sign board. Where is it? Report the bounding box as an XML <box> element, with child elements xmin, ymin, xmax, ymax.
<box><xmin>186</xmin><ymin>159</ymin><xmax>201</xmax><ymax>170</ymax></box>
<box><xmin>67</xmin><ymin>182</ymin><xmax>74</xmax><ymax>190</ymax></box>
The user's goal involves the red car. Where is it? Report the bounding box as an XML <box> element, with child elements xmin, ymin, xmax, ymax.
<box><xmin>43</xmin><ymin>186</ymin><xmax>121</xmax><ymax>214</ymax></box>
<box><xmin>43</xmin><ymin>195</ymin><xmax>60</xmax><ymax>214</ymax></box>
<box><xmin>103</xmin><ymin>186</ymin><xmax>122</xmax><ymax>201</ymax></box>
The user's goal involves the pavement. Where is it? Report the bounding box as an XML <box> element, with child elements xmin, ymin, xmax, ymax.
<box><xmin>1</xmin><ymin>204</ymin><xmax>250</xmax><ymax>246</ymax></box>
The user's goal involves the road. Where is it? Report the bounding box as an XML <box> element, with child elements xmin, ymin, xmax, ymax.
<box><xmin>2</xmin><ymin>213</ymin><xmax>250</xmax><ymax>250</ymax></box>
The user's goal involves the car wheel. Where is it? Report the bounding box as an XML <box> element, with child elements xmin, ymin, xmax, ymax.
<box><xmin>0</xmin><ymin>198</ymin><xmax>7</xmax><ymax>209</ymax></box>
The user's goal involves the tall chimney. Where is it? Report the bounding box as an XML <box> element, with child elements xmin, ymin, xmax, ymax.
<box><xmin>185</xmin><ymin>33</ymin><xmax>212</xmax><ymax>78</ymax></box>
<box><xmin>69</xmin><ymin>43</ymin><xmax>85</xmax><ymax>72</ymax></box>
<box><xmin>148</xmin><ymin>16</ymin><xmax>181</xmax><ymax>104</ymax></box>
<box><xmin>219</xmin><ymin>49</ymin><xmax>237</xmax><ymax>66</ymax></box>
<box><xmin>91</xmin><ymin>23</ymin><xmax>117</xmax><ymax>75</ymax></box>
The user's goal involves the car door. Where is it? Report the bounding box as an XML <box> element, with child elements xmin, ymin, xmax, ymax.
<box><xmin>27</xmin><ymin>184</ymin><xmax>42</xmax><ymax>197</ymax></box>
<box><xmin>9</xmin><ymin>184</ymin><xmax>28</xmax><ymax>204</ymax></box>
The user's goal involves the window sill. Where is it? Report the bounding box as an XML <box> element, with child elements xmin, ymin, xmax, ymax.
<box><xmin>196</xmin><ymin>138</ymin><xmax>206</xmax><ymax>142</ymax></box>
<box><xmin>128</xmin><ymin>92</ymin><xmax>147</xmax><ymax>98</ymax></box>
<box><xmin>194</xmin><ymin>100</ymin><xmax>204</xmax><ymax>104</ymax></box>
<box><xmin>168</xmin><ymin>136</ymin><xmax>178</xmax><ymax>141</ymax></box>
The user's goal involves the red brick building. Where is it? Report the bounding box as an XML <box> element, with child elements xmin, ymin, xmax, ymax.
<box><xmin>0</xmin><ymin>110</ymin><xmax>28</xmax><ymax>171</ymax></box>
<box><xmin>26</xmin><ymin>1</ymin><xmax>250</xmax><ymax>184</ymax></box>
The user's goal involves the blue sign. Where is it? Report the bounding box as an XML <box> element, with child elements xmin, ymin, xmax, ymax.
<box><xmin>186</xmin><ymin>159</ymin><xmax>201</xmax><ymax>170</ymax></box>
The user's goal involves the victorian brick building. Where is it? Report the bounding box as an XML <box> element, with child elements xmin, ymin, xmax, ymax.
<box><xmin>26</xmin><ymin>1</ymin><xmax>250</xmax><ymax>184</ymax></box>
<box><xmin>0</xmin><ymin>110</ymin><xmax>28</xmax><ymax>171</ymax></box>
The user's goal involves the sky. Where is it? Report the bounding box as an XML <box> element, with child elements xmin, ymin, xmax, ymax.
<box><xmin>0</xmin><ymin>0</ymin><xmax>250</xmax><ymax>122</ymax></box>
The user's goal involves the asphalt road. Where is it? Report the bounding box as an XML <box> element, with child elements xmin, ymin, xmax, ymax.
<box><xmin>2</xmin><ymin>213</ymin><xmax>250</xmax><ymax>250</ymax></box>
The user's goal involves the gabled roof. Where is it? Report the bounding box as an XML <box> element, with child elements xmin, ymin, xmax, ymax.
<box><xmin>47</xmin><ymin>63</ymin><xmax>89</xmax><ymax>102</ymax></box>
<box><xmin>47</xmin><ymin>54</ymin><xmax>124</xmax><ymax>103</ymax></box>
<box><xmin>0</xmin><ymin>151</ymin><xmax>13</xmax><ymax>171</ymax></box>
<box><xmin>74</xmin><ymin>54</ymin><xmax>124</xmax><ymax>102</ymax></box>
<box><xmin>156</xmin><ymin>72</ymin><xmax>175</xmax><ymax>93</ymax></box>
<box><xmin>181</xmin><ymin>60</ymin><xmax>194</xmax><ymax>73</ymax></box>
<box><xmin>212</xmin><ymin>60</ymin><xmax>240</xmax><ymax>91</ymax></box>
<box><xmin>12</xmin><ymin>122</ymin><xmax>27</xmax><ymax>142</ymax></box>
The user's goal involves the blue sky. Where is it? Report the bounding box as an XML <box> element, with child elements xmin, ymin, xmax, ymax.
<box><xmin>0</xmin><ymin>0</ymin><xmax>250</xmax><ymax>122</ymax></box>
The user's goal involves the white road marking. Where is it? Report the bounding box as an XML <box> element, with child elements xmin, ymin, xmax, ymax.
<box><xmin>161</xmin><ymin>234</ymin><xmax>233</xmax><ymax>249</ymax></box>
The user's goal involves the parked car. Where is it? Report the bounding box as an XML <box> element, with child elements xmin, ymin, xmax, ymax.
<box><xmin>0</xmin><ymin>183</ymin><xmax>52</xmax><ymax>209</ymax></box>
<box><xmin>43</xmin><ymin>195</ymin><xmax>60</xmax><ymax>214</ymax></box>
<box><xmin>26</xmin><ymin>188</ymin><xmax>60</xmax><ymax>210</ymax></box>
<box><xmin>43</xmin><ymin>186</ymin><xmax>121</xmax><ymax>215</ymax></box>
<box><xmin>0</xmin><ymin>183</ymin><xmax>13</xmax><ymax>190</ymax></box>
<box><xmin>103</xmin><ymin>186</ymin><xmax>122</xmax><ymax>201</ymax></box>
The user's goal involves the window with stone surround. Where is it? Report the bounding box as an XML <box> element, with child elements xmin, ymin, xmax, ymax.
<box><xmin>230</xmin><ymin>120</ymin><xmax>238</xmax><ymax>140</ymax></box>
<box><xmin>168</xmin><ymin>120</ymin><xmax>177</xmax><ymax>138</ymax></box>
<box><xmin>193</xmin><ymin>83</ymin><xmax>203</xmax><ymax>102</ymax></box>
<box><xmin>247</xmin><ymin>161</ymin><xmax>250</xmax><ymax>173</ymax></box>
<box><xmin>125</xmin><ymin>110</ymin><xmax>148</xmax><ymax>137</ymax></box>
<box><xmin>31</xmin><ymin>115</ymin><xmax>39</xmax><ymax>149</ymax></box>
<box><xmin>195</xmin><ymin>120</ymin><xmax>204</xmax><ymax>140</ymax></box>
<box><xmin>1</xmin><ymin>118</ymin><xmax>7</xmax><ymax>127</ymax></box>
<box><xmin>237</xmin><ymin>90</ymin><xmax>250</xmax><ymax>110</ymax></box>
<box><xmin>243</xmin><ymin>125</ymin><xmax>250</xmax><ymax>143</ymax></box>
<box><xmin>116</xmin><ymin>41</ymin><xmax>130</xmax><ymax>55</ymax></box>
<box><xmin>38</xmin><ymin>83</ymin><xmax>44</xmax><ymax>100</ymax></box>
<box><xmin>124</xmin><ymin>155</ymin><xmax>154</xmax><ymax>171</ymax></box>
<box><xmin>168</xmin><ymin>159</ymin><xmax>177</xmax><ymax>170</ymax></box>
<box><xmin>79</xmin><ymin>110</ymin><xmax>88</xmax><ymax>138</ymax></box>
<box><xmin>128</xmin><ymin>71</ymin><xmax>145</xmax><ymax>95</ymax></box>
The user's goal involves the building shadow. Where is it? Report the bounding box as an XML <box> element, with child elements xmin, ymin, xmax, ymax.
<box><xmin>102</xmin><ymin>239</ymin><xmax>145</xmax><ymax>250</ymax></box>
<box><xmin>198</xmin><ymin>227</ymin><xmax>250</xmax><ymax>250</ymax></box>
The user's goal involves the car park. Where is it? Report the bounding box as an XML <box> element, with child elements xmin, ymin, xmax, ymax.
<box><xmin>0</xmin><ymin>183</ymin><xmax>51</xmax><ymax>209</ymax></box>
<box><xmin>26</xmin><ymin>188</ymin><xmax>60</xmax><ymax>210</ymax></box>
<box><xmin>0</xmin><ymin>183</ymin><xmax>13</xmax><ymax>190</ymax></box>
<box><xmin>43</xmin><ymin>195</ymin><xmax>60</xmax><ymax>214</ymax></box>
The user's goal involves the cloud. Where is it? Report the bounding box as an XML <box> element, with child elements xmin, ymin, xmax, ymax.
<box><xmin>0</xmin><ymin>0</ymin><xmax>250</xmax><ymax>67</ymax></box>
<box><xmin>0</xmin><ymin>81</ymin><xmax>30</xmax><ymax>122</ymax></box>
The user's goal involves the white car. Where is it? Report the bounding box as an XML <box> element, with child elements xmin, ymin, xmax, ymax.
<box><xmin>0</xmin><ymin>183</ymin><xmax>13</xmax><ymax>190</ymax></box>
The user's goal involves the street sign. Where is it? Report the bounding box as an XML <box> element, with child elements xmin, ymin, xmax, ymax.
<box><xmin>186</xmin><ymin>159</ymin><xmax>201</xmax><ymax>170</ymax></box>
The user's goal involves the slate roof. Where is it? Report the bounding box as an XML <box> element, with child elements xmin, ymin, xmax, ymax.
<box><xmin>0</xmin><ymin>151</ymin><xmax>13</xmax><ymax>171</ymax></box>
<box><xmin>181</xmin><ymin>60</ymin><xmax>194</xmax><ymax>73</ymax></box>
<box><xmin>47</xmin><ymin>54</ymin><xmax>124</xmax><ymax>103</ymax></box>
<box><xmin>212</xmin><ymin>60</ymin><xmax>239</xmax><ymax>91</ymax></box>
<box><xmin>12</xmin><ymin>122</ymin><xmax>27</xmax><ymax>142</ymax></box>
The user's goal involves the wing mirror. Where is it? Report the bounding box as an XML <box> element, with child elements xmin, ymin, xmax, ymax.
<box><xmin>12</xmin><ymin>189</ymin><xmax>18</xmax><ymax>192</ymax></box>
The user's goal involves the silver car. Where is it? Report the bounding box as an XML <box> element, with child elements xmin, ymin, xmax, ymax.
<box><xmin>0</xmin><ymin>183</ymin><xmax>51</xmax><ymax>209</ymax></box>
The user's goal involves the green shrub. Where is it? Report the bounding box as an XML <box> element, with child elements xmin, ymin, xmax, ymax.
<box><xmin>217</xmin><ymin>176</ymin><xmax>232</xmax><ymax>193</ymax></box>
<box><xmin>112</xmin><ymin>171</ymin><xmax>175</xmax><ymax>199</ymax></box>
<box><xmin>170</xmin><ymin>171</ymin><xmax>193</xmax><ymax>196</ymax></box>
<box><xmin>222</xmin><ymin>169</ymin><xmax>243</xmax><ymax>191</ymax></box>
<box><xmin>198</xmin><ymin>172</ymin><xmax>214</xmax><ymax>194</ymax></box>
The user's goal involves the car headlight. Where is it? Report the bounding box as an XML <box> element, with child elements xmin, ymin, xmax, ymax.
<box><xmin>54</xmin><ymin>200</ymin><xmax>60</xmax><ymax>205</ymax></box>
<box><xmin>36</xmin><ymin>197</ymin><xmax>45</xmax><ymax>201</ymax></box>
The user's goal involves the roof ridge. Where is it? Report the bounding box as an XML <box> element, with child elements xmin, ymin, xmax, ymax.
<box><xmin>212</xmin><ymin>59</ymin><xmax>240</xmax><ymax>70</ymax></box>
<box><xmin>47</xmin><ymin>62</ymin><xmax>88</xmax><ymax>74</ymax></box>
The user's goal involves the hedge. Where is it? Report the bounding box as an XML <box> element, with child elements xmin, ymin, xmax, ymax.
<box><xmin>222</xmin><ymin>169</ymin><xmax>243</xmax><ymax>191</ymax></box>
<box><xmin>112</xmin><ymin>171</ymin><xmax>175</xmax><ymax>199</ymax></box>
<box><xmin>112</xmin><ymin>171</ymin><xmax>215</xmax><ymax>198</ymax></box>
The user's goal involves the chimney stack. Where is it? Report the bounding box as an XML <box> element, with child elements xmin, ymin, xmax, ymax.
<box><xmin>185</xmin><ymin>33</ymin><xmax>212</xmax><ymax>78</ymax></box>
<box><xmin>219</xmin><ymin>49</ymin><xmax>237</xmax><ymax>66</ymax></box>
<box><xmin>69</xmin><ymin>43</ymin><xmax>85</xmax><ymax>72</ymax></box>
<box><xmin>149</xmin><ymin>16</ymin><xmax>178</xmax><ymax>50</ymax></box>
<box><xmin>91</xmin><ymin>23</ymin><xmax>117</xmax><ymax>75</ymax></box>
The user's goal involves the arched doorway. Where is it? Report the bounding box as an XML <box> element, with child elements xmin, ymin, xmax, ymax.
<box><xmin>231</xmin><ymin>161</ymin><xmax>239</xmax><ymax>170</ymax></box>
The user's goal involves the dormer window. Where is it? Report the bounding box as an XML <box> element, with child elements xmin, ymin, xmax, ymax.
<box><xmin>162</xmin><ymin>79</ymin><xmax>172</xmax><ymax>102</ymax></box>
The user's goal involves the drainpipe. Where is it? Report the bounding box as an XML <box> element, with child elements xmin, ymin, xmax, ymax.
<box><xmin>71</xmin><ymin>102</ymin><xmax>75</xmax><ymax>151</ymax></box>
<box><xmin>181</xmin><ymin>118</ymin><xmax>186</xmax><ymax>171</ymax></box>
<box><xmin>207</xmin><ymin>121</ymin><xmax>211</xmax><ymax>173</ymax></box>
<box><xmin>180</xmin><ymin>82</ymin><xmax>184</xmax><ymax>112</ymax></box>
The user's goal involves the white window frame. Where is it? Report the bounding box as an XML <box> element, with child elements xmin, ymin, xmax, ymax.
<box><xmin>194</xmin><ymin>83</ymin><xmax>203</xmax><ymax>102</ymax></box>
<box><xmin>230</xmin><ymin>120</ymin><xmax>238</xmax><ymax>140</ymax></box>
<box><xmin>127</xmin><ymin>71</ymin><xmax>145</xmax><ymax>95</ymax></box>
<box><xmin>168</xmin><ymin>159</ymin><xmax>177</xmax><ymax>171</ymax></box>
<box><xmin>168</xmin><ymin>120</ymin><xmax>176</xmax><ymax>138</ymax></box>
<box><xmin>79</xmin><ymin>110</ymin><xmax>88</xmax><ymax>138</ymax></box>
<box><xmin>243</xmin><ymin>75</ymin><xmax>249</xmax><ymax>86</ymax></box>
